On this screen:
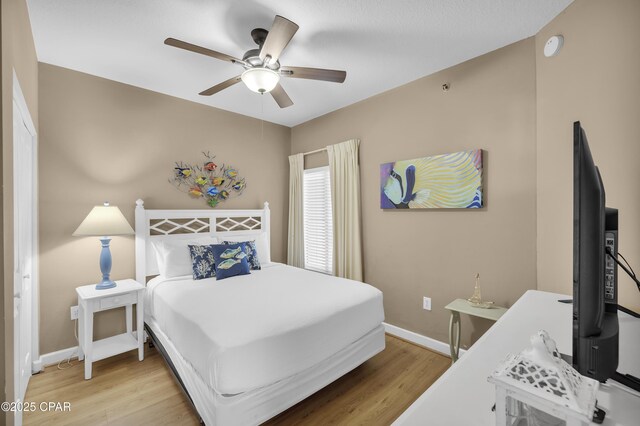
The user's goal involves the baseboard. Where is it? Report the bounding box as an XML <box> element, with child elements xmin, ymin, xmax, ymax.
<box><xmin>32</xmin><ymin>359</ymin><xmax>43</xmax><ymax>373</ymax></box>
<box><xmin>382</xmin><ymin>322</ymin><xmax>466</xmax><ymax>358</ymax></box>
<box><xmin>37</xmin><ymin>346</ymin><xmax>78</xmax><ymax>369</ymax></box>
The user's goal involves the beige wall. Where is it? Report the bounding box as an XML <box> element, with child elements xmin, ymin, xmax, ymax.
<box><xmin>536</xmin><ymin>0</ymin><xmax>640</xmax><ymax>312</ymax></box>
<box><xmin>292</xmin><ymin>38</ymin><xmax>538</xmax><ymax>348</ymax></box>
<box><xmin>26</xmin><ymin>0</ymin><xmax>640</xmax><ymax>385</ymax></box>
<box><xmin>38</xmin><ymin>63</ymin><xmax>290</xmax><ymax>355</ymax></box>
<box><xmin>2</xmin><ymin>0</ymin><xmax>39</xmax><ymax>423</ymax></box>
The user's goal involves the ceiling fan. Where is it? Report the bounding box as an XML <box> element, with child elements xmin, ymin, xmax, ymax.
<box><xmin>165</xmin><ymin>15</ymin><xmax>347</xmax><ymax>108</ymax></box>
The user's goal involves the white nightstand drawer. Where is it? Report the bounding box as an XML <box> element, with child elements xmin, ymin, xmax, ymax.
<box><xmin>99</xmin><ymin>292</ymin><xmax>136</xmax><ymax>310</ymax></box>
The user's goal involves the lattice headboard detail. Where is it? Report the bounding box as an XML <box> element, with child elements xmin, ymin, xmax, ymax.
<box><xmin>134</xmin><ymin>199</ymin><xmax>270</xmax><ymax>283</ymax></box>
<box><xmin>149</xmin><ymin>218</ymin><xmax>211</xmax><ymax>235</ymax></box>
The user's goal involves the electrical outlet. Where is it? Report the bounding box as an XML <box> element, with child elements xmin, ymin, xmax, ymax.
<box><xmin>70</xmin><ymin>305</ymin><xmax>79</xmax><ymax>320</ymax></box>
<box><xmin>423</xmin><ymin>297</ymin><xmax>432</xmax><ymax>311</ymax></box>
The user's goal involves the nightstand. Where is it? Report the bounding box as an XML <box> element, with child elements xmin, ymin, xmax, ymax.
<box><xmin>445</xmin><ymin>298</ymin><xmax>508</xmax><ymax>364</ymax></box>
<box><xmin>76</xmin><ymin>279</ymin><xmax>145</xmax><ymax>379</ymax></box>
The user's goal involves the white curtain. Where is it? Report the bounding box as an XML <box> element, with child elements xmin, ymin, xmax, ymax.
<box><xmin>287</xmin><ymin>153</ymin><xmax>305</xmax><ymax>267</ymax></box>
<box><xmin>326</xmin><ymin>139</ymin><xmax>363</xmax><ymax>281</ymax></box>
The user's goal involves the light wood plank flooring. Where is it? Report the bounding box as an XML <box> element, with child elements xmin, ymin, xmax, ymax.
<box><xmin>24</xmin><ymin>335</ymin><xmax>449</xmax><ymax>425</ymax></box>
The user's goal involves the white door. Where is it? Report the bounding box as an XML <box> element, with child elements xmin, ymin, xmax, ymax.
<box><xmin>13</xmin><ymin>83</ymin><xmax>37</xmax><ymax>424</ymax></box>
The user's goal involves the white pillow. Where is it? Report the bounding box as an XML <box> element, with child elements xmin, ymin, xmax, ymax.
<box><xmin>222</xmin><ymin>233</ymin><xmax>271</xmax><ymax>264</ymax></box>
<box><xmin>152</xmin><ymin>236</ymin><xmax>218</xmax><ymax>278</ymax></box>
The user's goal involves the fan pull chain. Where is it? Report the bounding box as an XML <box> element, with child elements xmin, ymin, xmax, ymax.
<box><xmin>261</xmin><ymin>93</ymin><xmax>264</xmax><ymax>142</ymax></box>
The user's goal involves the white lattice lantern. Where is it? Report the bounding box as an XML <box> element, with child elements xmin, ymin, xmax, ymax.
<box><xmin>488</xmin><ymin>330</ymin><xmax>599</xmax><ymax>426</ymax></box>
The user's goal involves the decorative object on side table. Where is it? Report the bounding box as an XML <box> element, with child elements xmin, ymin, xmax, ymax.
<box><xmin>169</xmin><ymin>151</ymin><xmax>246</xmax><ymax>208</ymax></box>
<box><xmin>73</xmin><ymin>202</ymin><xmax>135</xmax><ymax>290</ymax></box>
<box><xmin>468</xmin><ymin>273</ymin><xmax>494</xmax><ymax>308</ymax></box>
<box><xmin>380</xmin><ymin>149</ymin><xmax>483</xmax><ymax>209</ymax></box>
<box><xmin>488</xmin><ymin>330</ymin><xmax>603</xmax><ymax>426</ymax></box>
<box><xmin>445</xmin><ymin>298</ymin><xmax>507</xmax><ymax>364</ymax></box>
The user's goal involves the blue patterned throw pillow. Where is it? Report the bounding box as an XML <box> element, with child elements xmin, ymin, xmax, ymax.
<box><xmin>188</xmin><ymin>244</ymin><xmax>217</xmax><ymax>280</ymax></box>
<box><xmin>212</xmin><ymin>243</ymin><xmax>251</xmax><ymax>280</ymax></box>
<box><xmin>222</xmin><ymin>240</ymin><xmax>261</xmax><ymax>270</ymax></box>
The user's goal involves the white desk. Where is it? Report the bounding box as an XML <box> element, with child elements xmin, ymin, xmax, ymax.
<box><xmin>394</xmin><ymin>290</ymin><xmax>640</xmax><ymax>426</ymax></box>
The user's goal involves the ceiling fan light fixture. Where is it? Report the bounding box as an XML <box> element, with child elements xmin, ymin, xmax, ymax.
<box><xmin>241</xmin><ymin>68</ymin><xmax>280</xmax><ymax>93</ymax></box>
<box><xmin>166</xmin><ymin>15</ymin><xmax>345</xmax><ymax>107</ymax></box>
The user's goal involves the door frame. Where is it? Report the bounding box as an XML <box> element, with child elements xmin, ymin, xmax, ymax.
<box><xmin>12</xmin><ymin>70</ymin><xmax>40</xmax><ymax>379</ymax></box>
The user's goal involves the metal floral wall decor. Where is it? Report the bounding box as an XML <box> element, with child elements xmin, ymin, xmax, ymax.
<box><xmin>170</xmin><ymin>152</ymin><xmax>246</xmax><ymax>208</ymax></box>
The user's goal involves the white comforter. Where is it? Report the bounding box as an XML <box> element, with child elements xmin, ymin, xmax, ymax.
<box><xmin>145</xmin><ymin>263</ymin><xmax>384</xmax><ymax>395</ymax></box>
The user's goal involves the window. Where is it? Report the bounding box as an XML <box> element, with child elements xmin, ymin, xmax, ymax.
<box><xmin>303</xmin><ymin>167</ymin><xmax>333</xmax><ymax>274</ymax></box>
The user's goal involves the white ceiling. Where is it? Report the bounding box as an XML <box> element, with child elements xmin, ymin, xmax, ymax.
<box><xmin>27</xmin><ymin>0</ymin><xmax>572</xmax><ymax>127</ymax></box>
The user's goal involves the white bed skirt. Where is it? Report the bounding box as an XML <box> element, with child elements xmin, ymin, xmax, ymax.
<box><xmin>146</xmin><ymin>318</ymin><xmax>386</xmax><ymax>426</ymax></box>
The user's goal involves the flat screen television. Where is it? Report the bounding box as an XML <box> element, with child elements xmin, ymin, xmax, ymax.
<box><xmin>573</xmin><ymin>121</ymin><xmax>619</xmax><ymax>382</ymax></box>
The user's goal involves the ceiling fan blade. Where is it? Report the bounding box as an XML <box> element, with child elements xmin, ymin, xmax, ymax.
<box><xmin>165</xmin><ymin>37</ymin><xmax>243</xmax><ymax>64</ymax></box>
<box><xmin>199</xmin><ymin>75</ymin><xmax>242</xmax><ymax>96</ymax></box>
<box><xmin>280</xmin><ymin>66</ymin><xmax>346</xmax><ymax>83</ymax></box>
<box><xmin>259</xmin><ymin>16</ymin><xmax>299</xmax><ymax>64</ymax></box>
<box><xmin>270</xmin><ymin>83</ymin><xmax>293</xmax><ymax>108</ymax></box>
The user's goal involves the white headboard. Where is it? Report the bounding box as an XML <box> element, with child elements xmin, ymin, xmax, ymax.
<box><xmin>134</xmin><ymin>199</ymin><xmax>270</xmax><ymax>283</ymax></box>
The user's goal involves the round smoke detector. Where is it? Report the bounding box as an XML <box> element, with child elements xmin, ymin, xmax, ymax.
<box><xmin>544</xmin><ymin>35</ymin><xmax>564</xmax><ymax>57</ymax></box>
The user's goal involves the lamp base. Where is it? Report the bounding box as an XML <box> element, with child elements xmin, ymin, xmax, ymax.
<box><xmin>97</xmin><ymin>237</ymin><xmax>116</xmax><ymax>290</ymax></box>
<box><xmin>96</xmin><ymin>279</ymin><xmax>117</xmax><ymax>290</ymax></box>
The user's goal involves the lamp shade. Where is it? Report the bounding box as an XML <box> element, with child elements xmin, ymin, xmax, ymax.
<box><xmin>241</xmin><ymin>68</ymin><xmax>280</xmax><ymax>93</ymax></box>
<box><xmin>73</xmin><ymin>203</ymin><xmax>134</xmax><ymax>237</ymax></box>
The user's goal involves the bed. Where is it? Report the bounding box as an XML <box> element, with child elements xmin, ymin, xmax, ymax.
<box><xmin>135</xmin><ymin>199</ymin><xmax>385</xmax><ymax>425</ymax></box>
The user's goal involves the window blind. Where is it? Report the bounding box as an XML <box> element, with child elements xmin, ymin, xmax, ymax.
<box><xmin>303</xmin><ymin>167</ymin><xmax>333</xmax><ymax>274</ymax></box>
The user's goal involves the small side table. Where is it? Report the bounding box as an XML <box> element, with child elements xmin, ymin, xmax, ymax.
<box><xmin>76</xmin><ymin>279</ymin><xmax>145</xmax><ymax>379</ymax></box>
<box><xmin>445</xmin><ymin>298</ymin><xmax>507</xmax><ymax>364</ymax></box>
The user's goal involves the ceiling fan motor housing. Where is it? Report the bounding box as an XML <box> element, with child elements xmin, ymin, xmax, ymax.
<box><xmin>244</xmin><ymin>28</ymin><xmax>280</xmax><ymax>70</ymax></box>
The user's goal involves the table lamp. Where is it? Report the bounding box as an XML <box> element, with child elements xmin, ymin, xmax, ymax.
<box><xmin>73</xmin><ymin>202</ymin><xmax>135</xmax><ymax>289</ymax></box>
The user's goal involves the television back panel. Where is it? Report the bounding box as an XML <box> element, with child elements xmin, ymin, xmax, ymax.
<box><xmin>605</xmin><ymin>208</ymin><xmax>619</xmax><ymax>308</ymax></box>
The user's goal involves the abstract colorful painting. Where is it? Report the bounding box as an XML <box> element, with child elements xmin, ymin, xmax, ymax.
<box><xmin>380</xmin><ymin>149</ymin><xmax>483</xmax><ymax>209</ymax></box>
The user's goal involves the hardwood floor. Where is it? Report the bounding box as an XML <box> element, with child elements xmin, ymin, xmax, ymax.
<box><xmin>24</xmin><ymin>335</ymin><xmax>449</xmax><ymax>425</ymax></box>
